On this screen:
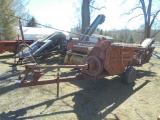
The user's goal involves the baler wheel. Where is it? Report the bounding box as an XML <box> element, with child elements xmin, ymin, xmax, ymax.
<box><xmin>123</xmin><ymin>66</ymin><xmax>136</xmax><ymax>84</ymax></box>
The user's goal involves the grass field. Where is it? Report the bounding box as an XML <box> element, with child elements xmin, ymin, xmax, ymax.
<box><xmin>0</xmin><ymin>48</ymin><xmax>160</xmax><ymax>120</ymax></box>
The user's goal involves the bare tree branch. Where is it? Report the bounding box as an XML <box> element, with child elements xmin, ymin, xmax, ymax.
<box><xmin>121</xmin><ymin>6</ymin><xmax>142</xmax><ymax>17</ymax></box>
<box><xmin>89</xmin><ymin>5</ymin><xmax>106</xmax><ymax>10</ymax></box>
<box><xmin>156</xmin><ymin>17</ymin><xmax>160</xmax><ymax>22</ymax></box>
<box><xmin>128</xmin><ymin>14</ymin><xmax>144</xmax><ymax>23</ymax></box>
<box><xmin>125</xmin><ymin>6</ymin><xmax>142</xmax><ymax>15</ymax></box>
<box><xmin>150</xmin><ymin>10</ymin><xmax>160</xmax><ymax>26</ymax></box>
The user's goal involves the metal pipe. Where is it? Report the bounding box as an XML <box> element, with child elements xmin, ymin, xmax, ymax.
<box><xmin>36</xmin><ymin>64</ymin><xmax>88</xmax><ymax>69</ymax></box>
<box><xmin>19</xmin><ymin>18</ymin><xmax>25</xmax><ymax>43</ymax></box>
<box><xmin>80</xmin><ymin>14</ymin><xmax>105</xmax><ymax>41</ymax></box>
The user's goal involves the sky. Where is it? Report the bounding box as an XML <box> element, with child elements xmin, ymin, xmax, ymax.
<box><xmin>26</xmin><ymin>0</ymin><xmax>150</xmax><ymax>31</ymax></box>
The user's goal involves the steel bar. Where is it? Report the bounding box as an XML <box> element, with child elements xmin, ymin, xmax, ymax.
<box><xmin>36</xmin><ymin>64</ymin><xmax>88</xmax><ymax>69</ymax></box>
<box><xmin>19</xmin><ymin>75</ymin><xmax>84</xmax><ymax>87</ymax></box>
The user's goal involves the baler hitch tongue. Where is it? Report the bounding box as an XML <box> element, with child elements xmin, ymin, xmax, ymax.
<box><xmin>16</xmin><ymin>63</ymin><xmax>88</xmax><ymax>98</ymax></box>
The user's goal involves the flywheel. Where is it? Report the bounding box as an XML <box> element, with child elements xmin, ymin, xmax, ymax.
<box><xmin>84</xmin><ymin>55</ymin><xmax>103</xmax><ymax>77</ymax></box>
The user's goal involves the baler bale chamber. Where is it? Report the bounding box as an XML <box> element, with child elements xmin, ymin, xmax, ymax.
<box><xmin>65</xmin><ymin>37</ymin><xmax>155</xmax><ymax>83</ymax></box>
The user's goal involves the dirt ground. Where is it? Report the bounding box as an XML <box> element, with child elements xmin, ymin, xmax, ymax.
<box><xmin>0</xmin><ymin>48</ymin><xmax>160</xmax><ymax>120</ymax></box>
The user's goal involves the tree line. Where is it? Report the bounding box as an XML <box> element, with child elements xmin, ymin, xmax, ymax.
<box><xmin>71</xmin><ymin>27</ymin><xmax>160</xmax><ymax>43</ymax></box>
<box><xmin>94</xmin><ymin>28</ymin><xmax>160</xmax><ymax>43</ymax></box>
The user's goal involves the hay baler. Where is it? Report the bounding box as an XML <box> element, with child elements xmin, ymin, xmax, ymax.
<box><xmin>16</xmin><ymin>37</ymin><xmax>154</xmax><ymax>97</ymax></box>
<box><xmin>16</xmin><ymin>14</ymin><xmax>155</xmax><ymax>97</ymax></box>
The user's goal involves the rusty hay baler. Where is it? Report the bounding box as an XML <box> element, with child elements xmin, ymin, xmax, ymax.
<box><xmin>16</xmin><ymin>14</ymin><xmax>155</xmax><ymax>98</ymax></box>
<box><xmin>16</xmin><ymin>37</ymin><xmax>155</xmax><ymax>97</ymax></box>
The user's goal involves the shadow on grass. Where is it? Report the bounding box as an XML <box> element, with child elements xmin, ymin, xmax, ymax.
<box><xmin>0</xmin><ymin>65</ymin><xmax>22</xmax><ymax>96</ymax></box>
<box><xmin>0</xmin><ymin>83</ymin><xmax>19</xmax><ymax>96</ymax></box>
<box><xmin>153</xmin><ymin>52</ymin><xmax>160</xmax><ymax>59</ymax></box>
<box><xmin>0</xmin><ymin>98</ymin><xmax>58</xmax><ymax>120</ymax></box>
<box><xmin>0</xmin><ymin>70</ymin><xmax>21</xmax><ymax>80</ymax></box>
<box><xmin>0</xmin><ymin>57</ymin><xmax>15</xmax><ymax>66</ymax></box>
<box><xmin>0</xmin><ymin>53</ymin><xmax>14</xmax><ymax>59</ymax></box>
<box><xmin>0</xmin><ymin>69</ymin><xmax>21</xmax><ymax>97</ymax></box>
<box><xmin>0</xmin><ymin>75</ymin><xmax>150</xmax><ymax>120</ymax></box>
<box><xmin>136</xmin><ymin>69</ymin><xmax>156</xmax><ymax>79</ymax></box>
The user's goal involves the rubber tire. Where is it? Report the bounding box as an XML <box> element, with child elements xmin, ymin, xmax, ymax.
<box><xmin>123</xmin><ymin>66</ymin><xmax>136</xmax><ymax>84</ymax></box>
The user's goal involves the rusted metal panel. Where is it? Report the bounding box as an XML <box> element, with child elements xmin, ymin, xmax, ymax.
<box><xmin>0</xmin><ymin>40</ymin><xmax>33</xmax><ymax>54</ymax></box>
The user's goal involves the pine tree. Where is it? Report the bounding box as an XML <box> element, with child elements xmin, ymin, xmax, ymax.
<box><xmin>128</xmin><ymin>34</ymin><xmax>134</xmax><ymax>43</ymax></box>
<box><xmin>100</xmin><ymin>29</ymin><xmax>103</xmax><ymax>35</ymax></box>
<box><xmin>26</xmin><ymin>17</ymin><xmax>37</xmax><ymax>27</ymax></box>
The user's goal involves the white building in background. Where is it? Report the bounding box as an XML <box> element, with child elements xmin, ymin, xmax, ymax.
<box><xmin>20</xmin><ymin>27</ymin><xmax>55</xmax><ymax>40</ymax></box>
<box><xmin>18</xmin><ymin>27</ymin><xmax>69</xmax><ymax>41</ymax></box>
<box><xmin>18</xmin><ymin>27</ymin><xmax>113</xmax><ymax>42</ymax></box>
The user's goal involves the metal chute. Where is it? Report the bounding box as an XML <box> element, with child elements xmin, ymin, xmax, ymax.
<box><xmin>15</xmin><ymin>31</ymin><xmax>67</xmax><ymax>62</ymax></box>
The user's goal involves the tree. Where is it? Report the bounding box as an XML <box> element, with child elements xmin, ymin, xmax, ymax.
<box><xmin>0</xmin><ymin>0</ymin><xmax>28</xmax><ymax>40</ymax></box>
<box><xmin>81</xmin><ymin>0</ymin><xmax>90</xmax><ymax>34</ymax></box>
<box><xmin>26</xmin><ymin>17</ymin><xmax>37</xmax><ymax>27</ymax></box>
<box><xmin>128</xmin><ymin>34</ymin><xmax>134</xmax><ymax>43</ymax></box>
<box><xmin>125</xmin><ymin>0</ymin><xmax>160</xmax><ymax>39</ymax></box>
<box><xmin>73</xmin><ymin>0</ymin><xmax>106</xmax><ymax>34</ymax></box>
<box><xmin>100</xmin><ymin>29</ymin><xmax>103</xmax><ymax>35</ymax></box>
